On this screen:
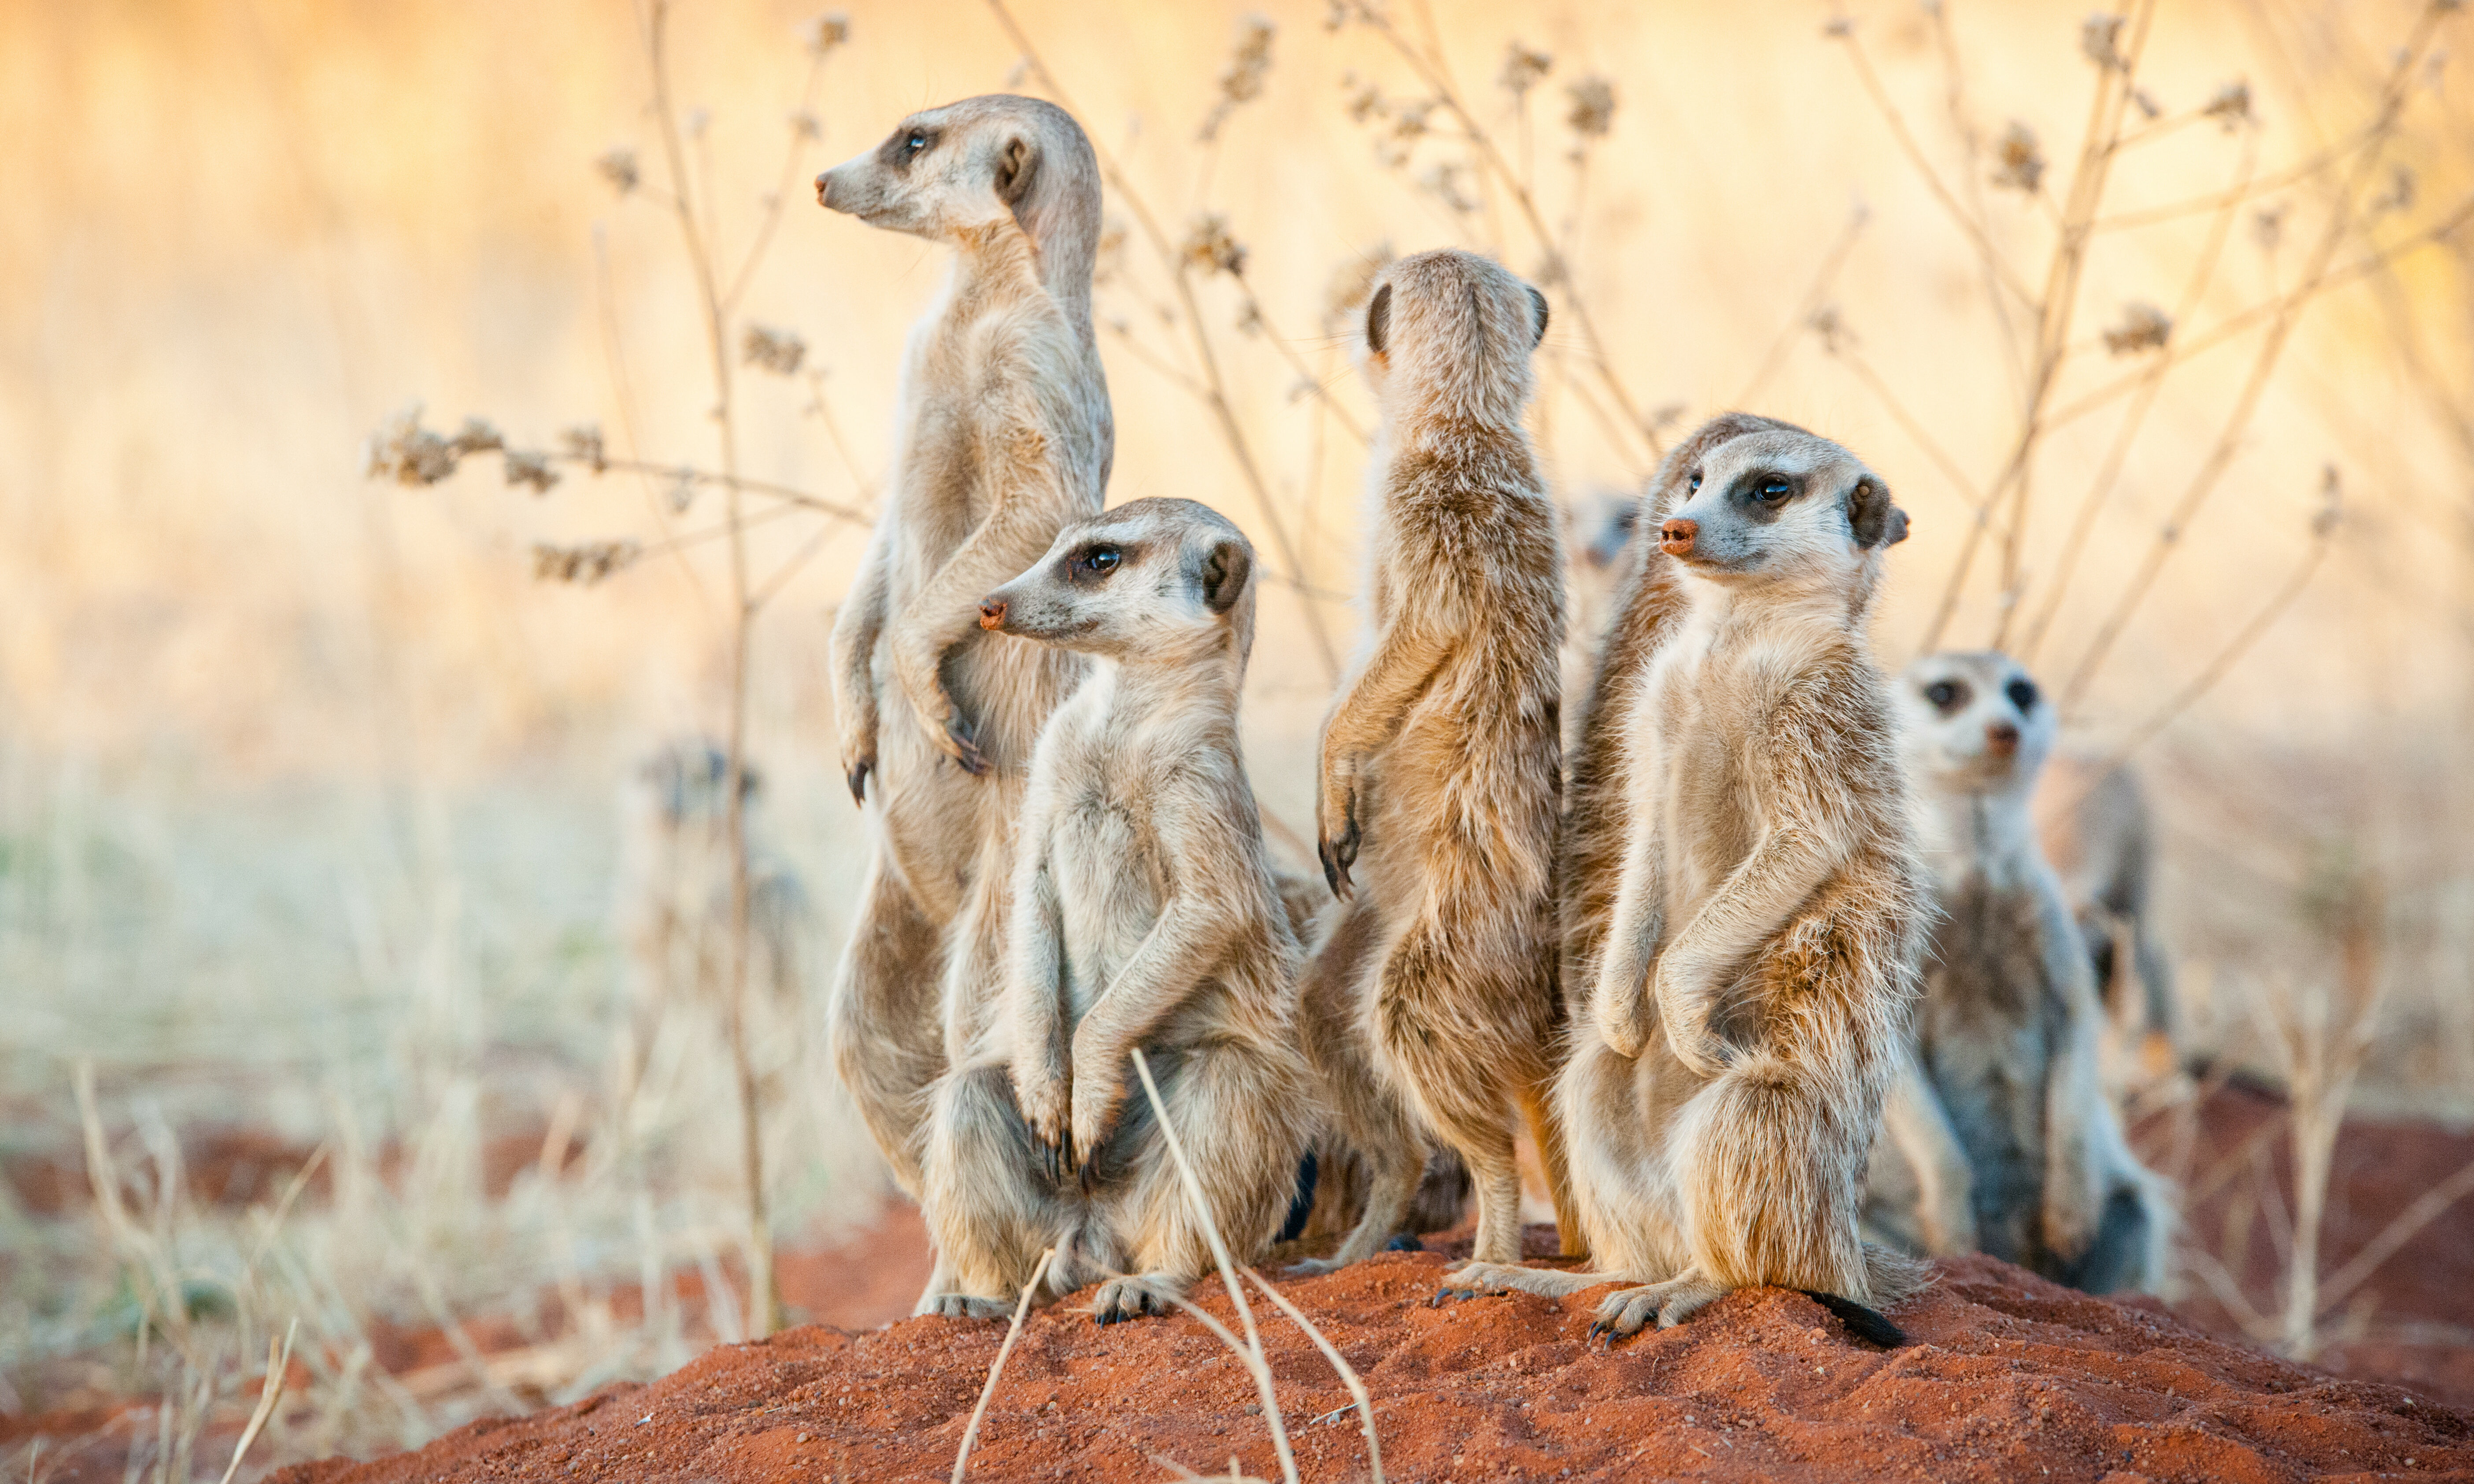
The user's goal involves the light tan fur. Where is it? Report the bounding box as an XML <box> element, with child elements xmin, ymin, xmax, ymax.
<box><xmin>1300</xmin><ymin>249</ymin><xmax>1579</xmax><ymax>1272</ymax></box>
<box><xmin>1446</xmin><ymin>417</ymin><xmax>1927</xmax><ymax>1342</ymax></box>
<box><xmin>1877</xmin><ymin>651</ymin><xmax>2173</xmax><ymax>1293</ymax></box>
<box><xmin>2036</xmin><ymin>755</ymin><xmax>2182</xmax><ymax>1088</ymax></box>
<box><xmin>919</xmin><ymin>499</ymin><xmax>1314</xmax><ymax>1322</ymax></box>
<box><xmin>814</xmin><ymin>96</ymin><xmax>1111</xmax><ymax>1275</ymax></box>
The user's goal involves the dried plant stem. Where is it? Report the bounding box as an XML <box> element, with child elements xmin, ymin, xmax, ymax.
<box><xmin>1925</xmin><ymin>1</ymin><xmax>2025</xmax><ymax>385</ymax></box>
<box><xmin>2314</xmin><ymin>1155</ymin><xmax>2474</xmax><ymax>1316</ymax></box>
<box><xmin>2018</xmin><ymin>134</ymin><xmax>2257</xmax><ymax>666</ymax></box>
<box><xmin>1129</xmin><ymin>1048</ymin><xmax>1298</xmax><ymax>1484</ymax></box>
<box><xmin>1832</xmin><ymin>25</ymin><xmax>2037</xmax><ymax>308</ymax></box>
<box><xmin>1735</xmin><ymin>207</ymin><xmax>1870</xmax><ymax>408</ymax></box>
<box><xmin>1232</xmin><ymin>269</ymin><xmax>1367</xmax><ymax>447</ymax></box>
<box><xmin>950</xmin><ymin>1247</ymin><xmax>1054</xmax><ymax>1484</ymax></box>
<box><xmin>1358</xmin><ymin>13</ymin><xmax>1658</xmax><ymax>465</ymax></box>
<box><xmin>1827</xmin><ymin>336</ymin><xmax>1994</xmax><ymax>520</ymax></box>
<box><xmin>983</xmin><ymin>0</ymin><xmax>1339</xmax><ymax>681</ymax></box>
<box><xmin>2092</xmin><ymin>119</ymin><xmax>2385</xmax><ymax>232</ymax></box>
<box><xmin>557</xmin><ymin>452</ymin><xmax>873</xmax><ymax>526</ymax></box>
<box><xmin>1243</xmin><ymin>1269</ymin><xmax>1383</xmax><ymax>1484</ymax></box>
<box><xmin>215</xmin><ymin>1321</ymin><xmax>298</xmax><ymax>1484</ymax></box>
<box><xmin>2063</xmin><ymin>4</ymin><xmax>2454</xmax><ymax>709</ymax></box>
<box><xmin>721</xmin><ymin>54</ymin><xmax>831</xmax><ymax>316</ymax></box>
<box><xmin>640</xmin><ymin>0</ymin><xmax>774</xmax><ymax>1336</ymax></box>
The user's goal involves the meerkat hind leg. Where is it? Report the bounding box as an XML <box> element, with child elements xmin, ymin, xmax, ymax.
<box><xmin>1291</xmin><ymin>1153</ymin><xmax>1420</xmax><ymax>1274</ymax></box>
<box><xmin>1435</xmin><ymin>1260</ymin><xmax>1630</xmax><ymax>1303</ymax></box>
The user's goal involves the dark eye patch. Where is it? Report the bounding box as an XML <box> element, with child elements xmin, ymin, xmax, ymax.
<box><xmin>879</xmin><ymin>125</ymin><xmax>938</xmax><ymax>171</ymax></box>
<box><xmin>1923</xmin><ymin>679</ymin><xmax>1969</xmax><ymax>712</ymax></box>
<box><xmin>1727</xmin><ymin>469</ymin><xmax>1801</xmax><ymax>523</ymax></box>
<box><xmin>2005</xmin><ymin>677</ymin><xmax>2039</xmax><ymax>713</ymax></box>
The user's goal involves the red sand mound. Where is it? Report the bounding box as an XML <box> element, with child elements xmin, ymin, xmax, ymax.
<box><xmin>270</xmin><ymin>1243</ymin><xmax>2471</xmax><ymax>1484</ymax></box>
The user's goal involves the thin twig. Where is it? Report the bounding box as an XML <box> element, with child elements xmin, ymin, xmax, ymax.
<box><xmin>1233</xmin><ymin>269</ymin><xmax>1368</xmax><ymax>447</ymax></box>
<box><xmin>216</xmin><ymin>1321</ymin><xmax>298</xmax><ymax>1484</ymax></box>
<box><xmin>1129</xmin><ymin>1048</ymin><xmax>1298</xmax><ymax>1484</ymax></box>
<box><xmin>2315</xmin><ymin>1155</ymin><xmax>2474</xmax><ymax>1316</ymax></box>
<box><xmin>2064</xmin><ymin>3</ymin><xmax>2455</xmax><ymax>707</ymax></box>
<box><xmin>722</xmin><ymin>52</ymin><xmax>832</xmax><ymax>316</ymax></box>
<box><xmin>950</xmin><ymin>1247</ymin><xmax>1054</xmax><ymax>1484</ymax></box>
<box><xmin>1733</xmin><ymin>207</ymin><xmax>1870</xmax><ymax>408</ymax></box>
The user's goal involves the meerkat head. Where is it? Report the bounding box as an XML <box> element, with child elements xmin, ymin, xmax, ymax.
<box><xmin>1356</xmin><ymin>249</ymin><xmax>1549</xmax><ymax>428</ymax></box>
<box><xmin>1654</xmin><ymin>426</ymin><xmax>1908</xmax><ymax>601</ymax></box>
<box><xmin>814</xmin><ymin>95</ymin><xmax>1100</xmax><ymax>271</ymax></box>
<box><xmin>976</xmin><ymin>497</ymin><xmax>1257</xmax><ymax>675</ymax></box>
<box><xmin>1897</xmin><ymin>651</ymin><xmax>2058</xmax><ymax>797</ymax></box>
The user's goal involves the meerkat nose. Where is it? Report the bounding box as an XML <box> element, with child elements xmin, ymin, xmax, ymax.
<box><xmin>814</xmin><ymin>173</ymin><xmax>831</xmax><ymax>207</ymax></box>
<box><xmin>1658</xmin><ymin>517</ymin><xmax>1698</xmax><ymax>557</ymax></box>
<box><xmin>978</xmin><ymin>598</ymin><xmax>1008</xmax><ymax>632</ymax></box>
<box><xmin>1985</xmin><ymin>721</ymin><xmax>2020</xmax><ymax>757</ymax></box>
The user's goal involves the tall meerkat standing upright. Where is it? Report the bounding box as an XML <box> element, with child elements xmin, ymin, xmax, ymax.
<box><xmin>1886</xmin><ymin>651</ymin><xmax>2171</xmax><ymax>1292</ymax></box>
<box><xmin>921</xmin><ymin>499</ymin><xmax>1313</xmax><ymax>1321</ymax></box>
<box><xmin>1304</xmin><ymin>248</ymin><xmax>1579</xmax><ymax>1270</ymax></box>
<box><xmin>814</xmin><ymin>97</ymin><xmax>1110</xmax><ymax>1207</ymax></box>
<box><xmin>1443</xmin><ymin>418</ymin><xmax>1927</xmax><ymax>1343</ymax></box>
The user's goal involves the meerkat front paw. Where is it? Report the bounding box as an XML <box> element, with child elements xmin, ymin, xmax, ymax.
<box><xmin>1650</xmin><ymin>961</ymin><xmax>1730</xmax><ymax>1078</ymax></box>
<box><xmin>1315</xmin><ymin>778</ymin><xmax>1361</xmax><ymax>899</ymax></box>
<box><xmin>1067</xmin><ymin>1073</ymin><xmax>1122</xmax><ymax>1173</ymax></box>
<box><xmin>920</xmin><ymin>1293</ymin><xmax>1017</xmax><ymax>1321</ymax></box>
<box><xmin>1016</xmin><ymin>1071</ymin><xmax>1073</xmax><ymax>1181</ymax></box>
<box><xmin>838</xmin><ymin>714</ymin><xmax>878</xmax><ymax>805</ymax></box>
<box><xmin>1591</xmin><ymin>984</ymin><xmax>1651</xmax><ymax>1060</ymax></box>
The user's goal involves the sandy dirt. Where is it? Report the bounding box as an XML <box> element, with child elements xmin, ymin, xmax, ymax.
<box><xmin>265</xmin><ymin>1240</ymin><xmax>2474</xmax><ymax>1484</ymax></box>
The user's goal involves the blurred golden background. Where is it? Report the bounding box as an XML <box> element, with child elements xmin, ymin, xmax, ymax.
<box><xmin>5</xmin><ymin>0</ymin><xmax>2473</xmax><ymax>1474</ymax></box>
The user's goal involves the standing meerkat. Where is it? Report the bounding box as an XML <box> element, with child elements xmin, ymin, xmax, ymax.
<box><xmin>813</xmin><ymin>96</ymin><xmax>1110</xmax><ymax>1210</ymax></box>
<box><xmin>920</xmin><ymin>498</ymin><xmax>1313</xmax><ymax>1321</ymax></box>
<box><xmin>1304</xmin><ymin>248</ymin><xmax>1579</xmax><ymax>1271</ymax></box>
<box><xmin>2035</xmin><ymin>755</ymin><xmax>2182</xmax><ymax>1087</ymax></box>
<box><xmin>1887</xmin><ymin>651</ymin><xmax>2171</xmax><ymax>1293</ymax></box>
<box><xmin>1442</xmin><ymin>418</ymin><xmax>1926</xmax><ymax>1344</ymax></box>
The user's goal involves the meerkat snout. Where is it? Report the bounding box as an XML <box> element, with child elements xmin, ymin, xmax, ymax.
<box><xmin>978</xmin><ymin>598</ymin><xmax>1007</xmax><ymax>631</ymax></box>
<box><xmin>1986</xmin><ymin>721</ymin><xmax>2020</xmax><ymax>758</ymax></box>
<box><xmin>1658</xmin><ymin>517</ymin><xmax>1698</xmax><ymax>557</ymax></box>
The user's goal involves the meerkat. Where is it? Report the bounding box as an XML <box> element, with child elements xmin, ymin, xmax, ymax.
<box><xmin>813</xmin><ymin>96</ymin><xmax>1110</xmax><ymax>1216</ymax></box>
<box><xmin>1886</xmin><ymin>651</ymin><xmax>2172</xmax><ymax>1293</ymax></box>
<box><xmin>919</xmin><ymin>498</ymin><xmax>1315</xmax><ymax>1321</ymax></box>
<box><xmin>2036</xmin><ymin>755</ymin><xmax>2181</xmax><ymax>1086</ymax></box>
<box><xmin>1441</xmin><ymin>418</ymin><xmax>1927</xmax><ymax>1344</ymax></box>
<box><xmin>1299</xmin><ymin>248</ymin><xmax>1579</xmax><ymax>1272</ymax></box>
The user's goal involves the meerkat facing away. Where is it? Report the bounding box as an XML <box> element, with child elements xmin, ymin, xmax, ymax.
<box><xmin>616</xmin><ymin>741</ymin><xmax>811</xmax><ymax>1098</ymax></box>
<box><xmin>813</xmin><ymin>96</ymin><xmax>1110</xmax><ymax>1215</ymax></box>
<box><xmin>1886</xmin><ymin>652</ymin><xmax>2172</xmax><ymax>1293</ymax></box>
<box><xmin>2036</xmin><ymin>755</ymin><xmax>2181</xmax><ymax>1087</ymax></box>
<box><xmin>919</xmin><ymin>498</ymin><xmax>1314</xmax><ymax>1321</ymax></box>
<box><xmin>1442</xmin><ymin>418</ymin><xmax>1926</xmax><ymax>1344</ymax></box>
<box><xmin>1303</xmin><ymin>248</ymin><xmax>1579</xmax><ymax>1271</ymax></box>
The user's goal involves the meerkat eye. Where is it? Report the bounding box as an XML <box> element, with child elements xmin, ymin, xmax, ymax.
<box><xmin>1923</xmin><ymin>679</ymin><xmax>1966</xmax><ymax>711</ymax></box>
<box><xmin>1754</xmin><ymin>476</ymin><xmax>1792</xmax><ymax>503</ymax></box>
<box><xmin>2005</xmin><ymin>677</ymin><xmax>2040</xmax><ymax>713</ymax></box>
<box><xmin>1687</xmin><ymin>470</ymin><xmax>1703</xmax><ymax>493</ymax></box>
<box><xmin>1076</xmin><ymin>546</ymin><xmax>1121</xmax><ymax>576</ymax></box>
<box><xmin>905</xmin><ymin>130</ymin><xmax>928</xmax><ymax>153</ymax></box>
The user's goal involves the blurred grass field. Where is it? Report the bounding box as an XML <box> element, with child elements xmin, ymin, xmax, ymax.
<box><xmin>5</xmin><ymin>0</ymin><xmax>2474</xmax><ymax>1475</ymax></box>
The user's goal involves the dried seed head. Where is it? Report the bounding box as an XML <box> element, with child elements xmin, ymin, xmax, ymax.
<box><xmin>1322</xmin><ymin>243</ymin><xmax>1395</xmax><ymax>331</ymax></box>
<box><xmin>1499</xmin><ymin>41</ymin><xmax>1552</xmax><ymax>96</ymax></box>
<box><xmin>532</xmin><ymin>540</ymin><xmax>641</xmax><ymax>585</ymax></box>
<box><xmin>1180</xmin><ymin>214</ymin><xmax>1248</xmax><ymax>278</ymax></box>
<box><xmin>1199</xmin><ymin>14</ymin><xmax>1277</xmax><ymax>143</ymax></box>
<box><xmin>1341</xmin><ymin>72</ymin><xmax>1386</xmax><ymax>124</ymax></box>
<box><xmin>1418</xmin><ymin>160</ymin><xmax>1479</xmax><ymax>215</ymax></box>
<box><xmin>2130</xmin><ymin>87</ymin><xmax>2161</xmax><ymax>119</ymax></box>
<box><xmin>596</xmin><ymin>147</ymin><xmax>640</xmax><ymax>196</ymax></box>
<box><xmin>1991</xmin><ymin>121</ymin><xmax>2045</xmax><ymax>192</ymax></box>
<box><xmin>792</xmin><ymin>111</ymin><xmax>821</xmax><ymax>141</ymax></box>
<box><xmin>1809</xmin><ymin>305</ymin><xmax>1851</xmax><ymax>354</ymax></box>
<box><xmin>2313</xmin><ymin>465</ymin><xmax>2342</xmax><ymax>538</ymax></box>
<box><xmin>561</xmin><ymin>424</ymin><xmax>608</xmax><ymax>473</ymax></box>
<box><xmin>802</xmin><ymin>11</ymin><xmax>851</xmax><ymax>55</ymax></box>
<box><xmin>363</xmin><ymin>405</ymin><xmax>462</xmax><ymax>486</ymax></box>
<box><xmin>1648</xmin><ymin>403</ymin><xmax>1686</xmax><ymax>434</ymax></box>
<box><xmin>2101</xmin><ymin>301</ymin><xmax>2172</xmax><ymax>355</ymax></box>
<box><xmin>742</xmin><ymin>324</ymin><xmax>808</xmax><ymax>376</ymax></box>
<box><xmin>2251</xmin><ymin>204</ymin><xmax>2286</xmax><ymax>254</ymax></box>
<box><xmin>666</xmin><ymin>471</ymin><xmax>697</xmax><ymax>514</ymax></box>
<box><xmin>1565</xmin><ymin>74</ymin><xmax>1616</xmax><ymax>137</ymax></box>
<box><xmin>2371</xmin><ymin>164</ymin><xmax>2416</xmax><ymax>214</ymax></box>
<box><xmin>1235</xmin><ymin>300</ymin><xmax>1265</xmax><ymax>337</ymax></box>
<box><xmin>1532</xmin><ymin>249</ymin><xmax>1568</xmax><ymax>289</ymax></box>
<box><xmin>2202</xmin><ymin>79</ymin><xmax>2252</xmax><ymax>129</ymax></box>
<box><xmin>2080</xmin><ymin>13</ymin><xmax>2127</xmax><ymax>70</ymax></box>
<box><xmin>1092</xmin><ymin>218</ymin><xmax>1129</xmax><ymax>289</ymax></box>
<box><xmin>1823</xmin><ymin>15</ymin><xmax>1855</xmax><ymax>38</ymax></box>
<box><xmin>504</xmin><ymin>450</ymin><xmax>560</xmax><ymax>495</ymax></box>
<box><xmin>450</xmin><ymin>417</ymin><xmax>506</xmax><ymax>457</ymax></box>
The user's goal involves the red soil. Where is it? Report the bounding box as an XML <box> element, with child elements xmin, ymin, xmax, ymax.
<box><xmin>268</xmin><ymin>1240</ymin><xmax>2472</xmax><ymax>1484</ymax></box>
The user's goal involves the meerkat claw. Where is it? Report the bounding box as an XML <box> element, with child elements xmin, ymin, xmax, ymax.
<box><xmin>947</xmin><ymin>713</ymin><xmax>989</xmax><ymax>775</ymax></box>
<box><xmin>846</xmin><ymin>759</ymin><xmax>871</xmax><ymax>805</ymax></box>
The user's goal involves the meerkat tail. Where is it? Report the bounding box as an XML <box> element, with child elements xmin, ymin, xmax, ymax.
<box><xmin>1518</xmin><ymin>1081</ymin><xmax>1586</xmax><ymax>1259</ymax></box>
<box><xmin>1799</xmin><ymin>1290</ymin><xmax>1908</xmax><ymax>1349</ymax></box>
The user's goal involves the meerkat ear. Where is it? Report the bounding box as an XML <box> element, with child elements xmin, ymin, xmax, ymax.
<box><xmin>1527</xmin><ymin>285</ymin><xmax>1550</xmax><ymax>348</ymax></box>
<box><xmin>1365</xmin><ymin>283</ymin><xmax>1392</xmax><ymax>355</ymax></box>
<box><xmin>994</xmin><ymin>134</ymin><xmax>1038</xmax><ymax>207</ymax></box>
<box><xmin>1848</xmin><ymin>476</ymin><xmax>1910</xmax><ymax>549</ymax></box>
<box><xmin>1198</xmin><ymin>538</ymin><xmax>1252</xmax><ymax>616</ymax></box>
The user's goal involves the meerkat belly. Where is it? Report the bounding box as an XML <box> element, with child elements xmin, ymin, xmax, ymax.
<box><xmin>1052</xmin><ymin>797</ymin><xmax>1167</xmax><ymax>1028</ymax></box>
<box><xmin>1920</xmin><ymin>880</ymin><xmax>2061</xmax><ymax>1261</ymax></box>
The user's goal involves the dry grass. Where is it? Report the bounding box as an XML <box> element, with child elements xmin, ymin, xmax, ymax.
<box><xmin>6</xmin><ymin>0</ymin><xmax>2474</xmax><ymax>1473</ymax></box>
